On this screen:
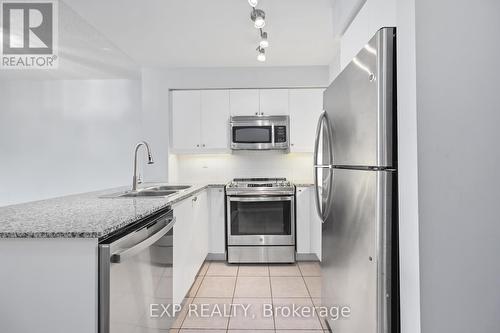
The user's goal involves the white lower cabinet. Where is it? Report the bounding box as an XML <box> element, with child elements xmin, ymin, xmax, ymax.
<box><xmin>296</xmin><ymin>187</ymin><xmax>311</xmax><ymax>254</ymax></box>
<box><xmin>295</xmin><ymin>186</ymin><xmax>322</xmax><ymax>260</ymax></box>
<box><xmin>172</xmin><ymin>190</ymin><xmax>209</xmax><ymax>304</ymax></box>
<box><xmin>208</xmin><ymin>187</ymin><xmax>226</xmax><ymax>255</ymax></box>
<box><xmin>309</xmin><ymin>187</ymin><xmax>322</xmax><ymax>261</ymax></box>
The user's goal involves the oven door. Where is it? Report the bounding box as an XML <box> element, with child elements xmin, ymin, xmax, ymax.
<box><xmin>227</xmin><ymin>195</ymin><xmax>295</xmax><ymax>246</ymax></box>
<box><xmin>231</xmin><ymin>125</ymin><xmax>274</xmax><ymax>150</ymax></box>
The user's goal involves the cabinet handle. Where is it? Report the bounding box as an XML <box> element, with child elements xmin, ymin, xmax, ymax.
<box><xmin>192</xmin><ymin>196</ymin><xmax>198</xmax><ymax>202</ymax></box>
<box><xmin>202</xmin><ymin>144</ymin><xmax>206</xmax><ymax>147</ymax></box>
<box><xmin>196</xmin><ymin>144</ymin><xmax>200</xmax><ymax>147</ymax></box>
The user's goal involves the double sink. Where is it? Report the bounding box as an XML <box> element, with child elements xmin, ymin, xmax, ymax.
<box><xmin>103</xmin><ymin>185</ymin><xmax>192</xmax><ymax>198</ymax></box>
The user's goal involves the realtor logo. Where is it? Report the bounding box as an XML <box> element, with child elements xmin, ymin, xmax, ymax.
<box><xmin>1</xmin><ymin>0</ymin><xmax>58</xmax><ymax>69</ymax></box>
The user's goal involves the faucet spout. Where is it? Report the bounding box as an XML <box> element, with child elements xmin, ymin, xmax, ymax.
<box><xmin>132</xmin><ymin>141</ymin><xmax>154</xmax><ymax>191</ymax></box>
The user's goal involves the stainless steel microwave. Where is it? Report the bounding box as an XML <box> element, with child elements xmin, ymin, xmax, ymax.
<box><xmin>230</xmin><ymin>115</ymin><xmax>290</xmax><ymax>150</ymax></box>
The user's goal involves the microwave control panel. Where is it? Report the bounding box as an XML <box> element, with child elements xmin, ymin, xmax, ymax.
<box><xmin>274</xmin><ymin>126</ymin><xmax>287</xmax><ymax>143</ymax></box>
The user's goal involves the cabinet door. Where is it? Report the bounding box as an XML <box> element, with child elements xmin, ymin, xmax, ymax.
<box><xmin>289</xmin><ymin>88</ymin><xmax>325</xmax><ymax>152</ymax></box>
<box><xmin>201</xmin><ymin>90</ymin><xmax>230</xmax><ymax>149</ymax></box>
<box><xmin>259</xmin><ymin>89</ymin><xmax>289</xmax><ymax>115</ymax></box>
<box><xmin>173</xmin><ymin>198</ymin><xmax>195</xmax><ymax>304</ymax></box>
<box><xmin>309</xmin><ymin>188</ymin><xmax>322</xmax><ymax>261</ymax></box>
<box><xmin>172</xmin><ymin>90</ymin><xmax>201</xmax><ymax>150</ymax></box>
<box><xmin>193</xmin><ymin>190</ymin><xmax>209</xmax><ymax>268</ymax></box>
<box><xmin>209</xmin><ymin>187</ymin><xmax>226</xmax><ymax>254</ymax></box>
<box><xmin>296</xmin><ymin>187</ymin><xmax>311</xmax><ymax>254</ymax></box>
<box><xmin>229</xmin><ymin>89</ymin><xmax>259</xmax><ymax>116</ymax></box>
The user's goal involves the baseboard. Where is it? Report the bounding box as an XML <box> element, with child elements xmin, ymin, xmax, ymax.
<box><xmin>296</xmin><ymin>253</ymin><xmax>320</xmax><ymax>261</ymax></box>
<box><xmin>207</xmin><ymin>252</ymin><xmax>319</xmax><ymax>262</ymax></box>
<box><xmin>206</xmin><ymin>253</ymin><xmax>226</xmax><ymax>261</ymax></box>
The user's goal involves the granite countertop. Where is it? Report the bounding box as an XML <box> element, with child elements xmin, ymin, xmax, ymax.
<box><xmin>0</xmin><ymin>183</ymin><xmax>225</xmax><ymax>239</ymax></box>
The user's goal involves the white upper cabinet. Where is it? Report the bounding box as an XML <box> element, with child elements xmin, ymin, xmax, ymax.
<box><xmin>172</xmin><ymin>88</ymin><xmax>324</xmax><ymax>153</ymax></box>
<box><xmin>172</xmin><ymin>90</ymin><xmax>201</xmax><ymax>150</ymax></box>
<box><xmin>259</xmin><ymin>89</ymin><xmax>289</xmax><ymax>115</ymax></box>
<box><xmin>289</xmin><ymin>88</ymin><xmax>325</xmax><ymax>152</ymax></box>
<box><xmin>172</xmin><ymin>90</ymin><xmax>229</xmax><ymax>152</ymax></box>
<box><xmin>201</xmin><ymin>90</ymin><xmax>230</xmax><ymax>149</ymax></box>
<box><xmin>229</xmin><ymin>89</ymin><xmax>259</xmax><ymax>116</ymax></box>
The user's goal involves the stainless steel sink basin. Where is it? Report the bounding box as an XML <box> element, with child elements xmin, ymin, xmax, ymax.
<box><xmin>147</xmin><ymin>185</ymin><xmax>191</xmax><ymax>191</ymax></box>
<box><xmin>100</xmin><ymin>184</ymin><xmax>191</xmax><ymax>199</ymax></box>
<box><xmin>118</xmin><ymin>190</ymin><xmax>178</xmax><ymax>197</ymax></box>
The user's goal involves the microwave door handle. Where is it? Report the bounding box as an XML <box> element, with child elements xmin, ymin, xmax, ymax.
<box><xmin>271</xmin><ymin>125</ymin><xmax>275</xmax><ymax>145</ymax></box>
<box><xmin>110</xmin><ymin>217</ymin><xmax>176</xmax><ymax>263</ymax></box>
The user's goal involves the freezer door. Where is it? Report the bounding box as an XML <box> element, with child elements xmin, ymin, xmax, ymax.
<box><xmin>321</xmin><ymin>168</ymin><xmax>394</xmax><ymax>333</ymax></box>
<box><xmin>323</xmin><ymin>27</ymin><xmax>395</xmax><ymax>168</ymax></box>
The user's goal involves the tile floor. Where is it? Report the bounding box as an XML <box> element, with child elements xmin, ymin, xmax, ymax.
<box><xmin>170</xmin><ymin>261</ymin><xmax>329</xmax><ymax>333</ymax></box>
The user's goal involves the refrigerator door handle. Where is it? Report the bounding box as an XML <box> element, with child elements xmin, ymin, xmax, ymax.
<box><xmin>313</xmin><ymin>111</ymin><xmax>326</xmax><ymax>167</ymax></box>
<box><xmin>313</xmin><ymin>111</ymin><xmax>335</xmax><ymax>222</ymax></box>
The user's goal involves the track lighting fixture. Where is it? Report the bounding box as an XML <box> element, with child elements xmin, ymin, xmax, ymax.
<box><xmin>248</xmin><ymin>2</ymin><xmax>269</xmax><ymax>62</ymax></box>
<box><xmin>259</xmin><ymin>30</ymin><xmax>269</xmax><ymax>48</ymax></box>
<box><xmin>257</xmin><ymin>46</ymin><xmax>266</xmax><ymax>62</ymax></box>
<box><xmin>251</xmin><ymin>8</ymin><xmax>266</xmax><ymax>29</ymax></box>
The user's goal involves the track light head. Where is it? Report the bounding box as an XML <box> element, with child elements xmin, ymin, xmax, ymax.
<box><xmin>251</xmin><ymin>9</ymin><xmax>266</xmax><ymax>29</ymax></box>
<box><xmin>257</xmin><ymin>46</ymin><xmax>266</xmax><ymax>62</ymax></box>
<box><xmin>248</xmin><ymin>0</ymin><xmax>258</xmax><ymax>7</ymax></box>
<box><xmin>259</xmin><ymin>31</ymin><xmax>269</xmax><ymax>48</ymax></box>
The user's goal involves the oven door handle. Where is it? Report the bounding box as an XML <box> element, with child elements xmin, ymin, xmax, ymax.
<box><xmin>110</xmin><ymin>217</ymin><xmax>176</xmax><ymax>263</ymax></box>
<box><xmin>228</xmin><ymin>196</ymin><xmax>293</xmax><ymax>202</ymax></box>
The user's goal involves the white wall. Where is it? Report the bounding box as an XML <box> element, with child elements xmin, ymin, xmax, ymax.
<box><xmin>337</xmin><ymin>1</ymin><xmax>422</xmax><ymax>332</ymax></box>
<box><xmin>0</xmin><ymin>238</ymin><xmax>98</xmax><ymax>333</ymax></box>
<box><xmin>141</xmin><ymin>66</ymin><xmax>330</xmax><ymax>183</ymax></box>
<box><xmin>340</xmin><ymin>0</ymin><xmax>396</xmax><ymax>69</ymax></box>
<box><xmin>169</xmin><ymin>152</ymin><xmax>314</xmax><ymax>184</ymax></box>
<box><xmin>395</xmin><ymin>1</ymin><xmax>422</xmax><ymax>333</ymax></box>
<box><xmin>0</xmin><ymin>79</ymin><xmax>142</xmax><ymax>206</ymax></box>
<box><xmin>415</xmin><ymin>1</ymin><xmax>500</xmax><ymax>332</ymax></box>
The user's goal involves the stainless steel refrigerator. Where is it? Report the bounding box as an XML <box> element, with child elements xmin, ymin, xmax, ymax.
<box><xmin>313</xmin><ymin>27</ymin><xmax>399</xmax><ymax>333</ymax></box>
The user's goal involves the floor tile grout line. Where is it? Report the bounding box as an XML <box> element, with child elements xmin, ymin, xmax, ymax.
<box><xmin>179</xmin><ymin>261</ymin><xmax>210</xmax><ymax>329</ymax></box>
<box><xmin>227</xmin><ymin>263</ymin><xmax>239</xmax><ymax>331</ymax></box>
<box><xmin>268</xmin><ymin>265</ymin><xmax>277</xmax><ymax>331</ymax></box>
<box><xmin>179</xmin><ymin>261</ymin><xmax>210</xmax><ymax>332</ymax></box>
<box><xmin>301</xmin><ymin>266</ymin><xmax>324</xmax><ymax>329</ymax></box>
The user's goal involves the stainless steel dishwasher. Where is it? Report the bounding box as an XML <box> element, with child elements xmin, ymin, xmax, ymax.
<box><xmin>99</xmin><ymin>207</ymin><xmax>175</xmax><ymax>333</ymax></box>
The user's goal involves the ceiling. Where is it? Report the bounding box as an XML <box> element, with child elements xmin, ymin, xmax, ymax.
<box><xmin>62</xmin><ymin>0</ymin><xmax>338</xmax><ymax>67</ymax></box>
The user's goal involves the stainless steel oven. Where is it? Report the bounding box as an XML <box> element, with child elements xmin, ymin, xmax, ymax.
<box><xmin>230</xmin><ymin>115</ymin><xmax>290</xmax><ymax>150</ymax></box>
<box><xmin>226</xmin><ymin>178</ymin><xmax>295</xmax><ymax>263</ymax></box>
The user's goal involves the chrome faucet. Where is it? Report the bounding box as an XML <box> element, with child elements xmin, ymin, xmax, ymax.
<box><xmin>132</xmin><ymin>141</ymin><xmax>154</xmax><ymax>191</ymax></box>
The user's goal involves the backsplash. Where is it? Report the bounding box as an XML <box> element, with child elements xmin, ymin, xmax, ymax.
<box><xmin>168</xmin><ymin>151</ymin><xmax>314</xmax><ymax>184</ymax></box>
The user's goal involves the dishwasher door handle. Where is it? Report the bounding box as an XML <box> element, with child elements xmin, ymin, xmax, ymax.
<box><xmin>110</xmin><ymin>217</ymin><xmax>176</xmax><ymax>263</ymax></box>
